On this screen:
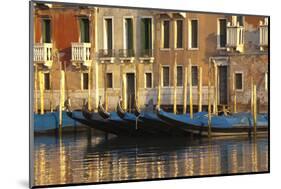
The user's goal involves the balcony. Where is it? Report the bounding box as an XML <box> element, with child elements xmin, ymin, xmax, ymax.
<box><xmin>139</xmin><ymin>49</ymin><xmax>154</xmax><ymax>63</ymax></box>
<box><xmin>33</xmin><ymin>43</ymin><xmax>53</xmax><ymax>68</ymax></box>
<box><xmin>259</xmin><ymin>18</ymin><xmax>268</xmax><ymax>51</ymax></box>
<box><xmin>226</xmin><ymin>22</ymin><xmax>244</xmax><ymax>53</ymax></box>
<box><xmin>99</xmin><ymin>49</ymin><xmax>116</xmax><ymax>63</ymax></box>
<box><xmin>119</xmin><ymin>49</ymin><xmax>135</xmax><ymax>63</ymax></box>
<box><xmin>71</xmin><ymin>42</ymin><xmax>91</xmax><ymax>67</ymax></box>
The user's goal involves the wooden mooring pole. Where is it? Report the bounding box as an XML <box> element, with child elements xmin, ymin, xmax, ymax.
<box><xmin>233</xmin><ymin>73</ymin><xmax>237</xmax><ymax>113</ymax></box>
<box><xmin>198</xmin><ymin>66</ymin><xmax>202</xmax><ymax>112</ymax></box>
<box><xmin>173</xmin><ymin>53</ymin><xmax>177</xmax><ymax>114</ymax></box>
<box><xmin>213</xmin><ymin>63</ymin><xmax>218</xmax><ymax>115</ymax></box>
<box><xmin>122</xmin><ymin>72</ymin><xmax>127</xmax><ymax>111</ymax></box>
<box><xmin>135</xmin><ymin>63</ymin><xmax>139</xmax><ymax>110</ymax></box>
<box><xmin>157</xmin><ymin>63</ymin><xmax>162</xmax><ymax>108</ymax></box>
<box><xmin>104</xmin><ymin>63</ymin><xmax>108</xmax><ymax>111</ymax></box>
<box><xmin>253</xmin><ymin>84</ymin><xmax>257</xmax><ymax>136</ymax></box>
<box><xmin>39</xmin><ymin>71</ymin><xmax>44</xmax><ymax>115</ymax></box>
<box><xmin>88</xmin><ymin>65</ymin><xmax>92</xmax><ymax>111</ymax></box>
<box><xmin>208</xmin><ymin>58</ymin><xmax>212</xmax><ymax>137</ymax></box>
<box><xmin>183</xmin><ymin>66</ymin><xmax>188</xmax><ymax>114</ymax></box>
<box><xmin>59</xmin><ymin>65</ymin><xmax>65</xmax><ymax>128</ymax></box>
<box><xmin>34</xmin><ymin>65</ymin><xmax>38</xmax><ymax>114</ymax></box>
<box><xmin>188</xmin><ymin>59</ymin><xmax>193</xmax><ymax>119</ymax></box>
<box><xmin>50</xmin><ymin>71</ymin><xmax>54</xmax><ymax>112</ymax></box>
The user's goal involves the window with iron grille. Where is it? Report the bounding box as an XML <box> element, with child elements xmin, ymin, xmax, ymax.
<box><xmin>235</xmin><ymin>73</ymin><xmax>243</xmax><ymax>90</ymax></box>
<box><xmin>106</xmin><ymin>73</ymin><xmax>113</xmax><ymax>88</ymax></box>
<box><xmin>145</xmin><ymin>73</ymin><xmax>152</xmax><ymax>88</ymax></box>
<box><xmin>44</xmin><ymin>72</ymin><xmax>50</xmax><ymax>90</ymax></box>
<box><xmin>192</xmin><ymin>66</ymin><xmax>198</xmax><ymax>86</ymax></box>
<box><xmin>162</xmin><ymin>67</ymin><xmax>170</xmax><ymax>87</ymax></box>
<box><xmin>177</xmin><ymin>66</ymin><xmax>183</xmax><ymax>86</ymax></box>
<box><xmin>82</xmin><ymin>72</ymin><xmax>89</xmax><ymax>90</ymax></box>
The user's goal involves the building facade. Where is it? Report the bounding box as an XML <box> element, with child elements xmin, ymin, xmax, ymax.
<box><xmin>33</xmin><ymin>2</ymin><xmax>269</xmax><ymax>113</ymax></box>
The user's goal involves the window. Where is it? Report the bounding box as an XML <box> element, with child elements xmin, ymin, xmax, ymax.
<box><xmin>124</xmin><ymin>18</ymin><xmax>133</xmax><ymax>50</ymax></box>
<box><xmin>104</xmin><ymin>18</ymin><xmax>113</xmax><ymax>50</ymax></box>
<box><xmin>42</xmin><ymin>18</ymin><xmax>51</xmax><ymax>43</ymax></box>
<box><xmin>141</xmin><ymin>18</ymin><xmax>152</xmax><ymax>55</ymax></box>
<box><xmin>145</xmin><ymin>73</ymin><xmax>152</xmax><ymax>88</ymax></box>
<box><xmin>192</xmin><ymin>66</ymin><xmax>198</xmax><ymax>86</ymax></box>
<box><xmin>106</xmin><ymin>73</ymin><xmax>113</xmax><ymax>88</ymax></box>
<box><xmin>218</xmin><ymin>19</ymin><xmax>226</xmax><ymax>48</ymax></box>
<box><xmin>189</xmin><ymin>19</ymin><xmax>198</xmax><ymax>49</ymax></box>
<box><xmin>44</xmin><ymin>72</ymin><xmax>50</xmax><ymax>90</ymax></box>
<box><xmin>176</xmin><ymin>20</ymin><xmax>183</xmax><ymax>48</ymax></box>
<box><xmin>82</xmin><ymin>72</ymin><xmax>89</xmax><ymax>90</ymax></box>
<box><xmin>235</xmin><ymin>73</ymin><xmax>243</xmax><ymax>90</ymax></box>
<box><xmin>79</xmin><ymin>18</ymin><xmax>90</xmax><ymax>42</ymax></box>
<box><xmin>237</xmin><ymin>16</ymin><xmax>244</xmax><ymax>26</ymax></box>
<box><xmin>162</xmin><ymin>66</ymin><xmax>170</xmax><ymax>87</ymax></box>
<box><xmin>162</xmin><ymin>20</ymin><xmax>170</xmax><ymax>48</ymax></box>
<box><xmin>177</xmin><ymin>66</ymin><xmax>183</xmax><ymax>86</ymax></box>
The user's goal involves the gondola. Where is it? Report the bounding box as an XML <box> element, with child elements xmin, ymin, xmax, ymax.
<box><xmin>34</xmin><ymin>101</ymin><xmax>81</xmax><ymax>133</ymax></box>
<box><xmin>157</xmin><ymin>108</ymin><xmax>268</xmax><ymax>137</ymax></box>
<box><xmin>116</xmin><ymin>98</ymin><xmax>170</xmax><ymax>136</ymax></box>
<box><xmin>34</xmin><ymin>111</ymin><xmax>79</xmax><ymax>133</ymax></box>
<box><xmin>81</xmin><ymin>102</ymin><xmax>134</xmax><ymax>136</ymax></box>
<box><xmin>83</xmin><ymin>98</ymin><xmax>148</xmax><ymax>137</ymax></box>
<box><xmin>135</xmin><ymin>101</ymin><xmax>190</xmax><ymax>136</ymax></box>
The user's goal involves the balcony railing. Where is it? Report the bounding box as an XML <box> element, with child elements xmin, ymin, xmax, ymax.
<box><xmin>259</xmin><ymin>18</ymin><xmax>268</xmax><ymax>51</ymax></box>
<box><xmin>226</xmin><ymin>22</ymin><xmax>244</xmax><ymax>52</ymax></box>
<box><xmin>71</xmin><ymin>42</ymin><xmax>91</xmax><ymax>67</ymax></box>
<box><xmin>139</xmin><ymin>49</ymin><xmax>154</xmax><ymax>63</ymax></box>
<box><xmin>119</xmin><ymin>49</ymin><xmax>135</xmax><ymax>58</ymax></box>
<box><xmin>99</xmin><ymin>49</ymin><xmax>116</xmax><ymax>58</ymax></box>
<box><xmin>33</xmin><ymin>43</ymin><xmax>53</xmax><ymax>68</ymax></box>
<box><xmin>140</xmin><ymin>49</ymin><xmax>154</xmax><ymax>57</ymax></box>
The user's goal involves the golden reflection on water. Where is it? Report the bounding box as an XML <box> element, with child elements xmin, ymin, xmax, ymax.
<box><xmin>33</xmin><ymin>133</ymin><xmax>268</xmax><ymax>187</ymax></box>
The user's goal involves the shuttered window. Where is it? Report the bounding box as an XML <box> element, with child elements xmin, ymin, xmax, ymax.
<box><xmin>219</xmin><ymin>19</ymin><xmax>226</xmax><ymax>47</ymax></box>
<box><xmin>105</xmin><ymin>18</ymin><xmax>113</xmax><ymax>50</ymax></box>
<box><xmin>80</xmin><ymin>18</ymin><xmax>89</xmax><ymax>43</ymax></box>
<box><xmin>42</xmin><ymin>19</ymin><xmax>51</xmax><ymax>43</ymax></box>
<box><xmin>125</xmin><ymin>18</ymin><xmax>133</xmax><ymax>50</ymax></box>
<box><xmin>141</xmin><ymin>18</ymin><xmax>152</xmax><ymax>50</ymax></box>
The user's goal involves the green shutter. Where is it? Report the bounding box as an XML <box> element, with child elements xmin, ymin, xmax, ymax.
<box><xmin>42</xmin><ymin>19</ymin><xmax>51</xmax><ymax>43</ymax></box>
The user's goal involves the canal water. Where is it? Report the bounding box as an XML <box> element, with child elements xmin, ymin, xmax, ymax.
<box><xmin>33</xmin><ymin>130</ymin><xmax>268</xmax><ymax>186</ymax></box>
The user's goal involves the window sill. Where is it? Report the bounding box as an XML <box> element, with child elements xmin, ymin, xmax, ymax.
<box><xmin>188</xmin><ymin>48</ymin><xmax>199</xmax><ymax>51</ymax></box>
<box><xmin>175</xmin><ymin>48</ymin><xmax>184</xmax><ymax>50</ymax></box>
<box><xmin>160</xmin><ymin>48</ymin><xmax>171</xmax><ymax>51</ymax></box>
<box><xmin>235</xmin><ymin>89</ymin><xmax>243</xmax><ymax>92</ymax></box>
